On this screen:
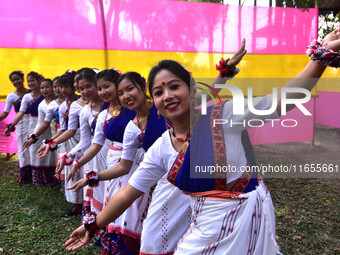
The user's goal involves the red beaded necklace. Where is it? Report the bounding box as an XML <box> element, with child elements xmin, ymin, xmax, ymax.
<box><xmin>171</xmin><ymin>124</ymin><xmax>190</xmax><ymax>142</ymax></box>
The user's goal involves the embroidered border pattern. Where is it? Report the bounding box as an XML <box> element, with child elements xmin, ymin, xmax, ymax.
<box><xmin>210</xmin><ymin>103</ymin><xmax>227</xmax><ymax>190</ymax></box>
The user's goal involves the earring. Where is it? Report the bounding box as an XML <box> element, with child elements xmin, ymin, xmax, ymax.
<box><xmin>157</xmin><ymin>110</ymin><xmax>160</xmax><ymax>119</ymax></box>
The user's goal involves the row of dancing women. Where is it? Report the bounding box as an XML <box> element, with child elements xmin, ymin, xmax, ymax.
<box><xmin>2</xmin><ymin>29</ymin><xmax>340</xmax><ymax>254</ymax></box>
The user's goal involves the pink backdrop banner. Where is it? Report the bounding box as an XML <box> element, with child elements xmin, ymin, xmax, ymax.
<box><xmin>0</xmin><ymin>0</ymin><xmax>104</xmax><ymax>49</ymax></box>
<box><xmin>248</xmin><ymin>99</ymin><xmax>315</xmax><ymax>145</ymax></box>
<box><xmin>315</xmin><ymin>91</ymin><xmax>340</xmax><ymax>128</ymax></box>
<box><xmin>0</xmin><ymin>102</ymin><xmax>18</xmax><ymax>153</ymax></box>
<box><xmin>0</xmin><ymin>0</ymin><xmax>317</xmax><ymax>54</ymax></box>
<box><xmin>104</xmin><ymin>0</ymin><xmax>317</xmax><ymax>54</ymax></box>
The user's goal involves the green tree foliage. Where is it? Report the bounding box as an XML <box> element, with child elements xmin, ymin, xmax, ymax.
<box><xmin>319</xmin><ymin>12</ymin><xmax>340</xmax><ymax>40</ymax></box>
<box><xmin>276</xmin><ymin>0</ymin><xmax>322</xmax><ymax>9</ymax></box>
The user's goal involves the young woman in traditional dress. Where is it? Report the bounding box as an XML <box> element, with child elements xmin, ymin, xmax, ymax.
<box><xmin>37</xmin><ymin>73</ymin><xmax>84</xmax><ymax>214</ymax></box>
<box><xmin>65</xmin><ymin>40</ymin><xmax>246</xmax><ymax>254</ymax></box>
<box><xmin>2</xmin><ymin>70</ymin><xmax>31</xmax><ymax>183</ymax></box>
<box><xmin>27</xmin><ymin>77</ymin><xmax>64</xmax><ymax>142</ymax></box>
<box><xmin>23</xmin><ymin>78</ymin><xmax>58</xmax><ymax>186</ymax></box>
<box><xmin>65</xmin><ymin>68</ymin><xmax>138</xmax><ymax>253</ymax></box>
<box><xmin>68</xmin><ymin>71</ymin><xmax>169</xmax><ymax>254</ymax></box>
<box><xmin>54</xmin><ymin>69</ymin><xmax>110</xmax><ymax>220</ymax></box>
<box><xmin>9</xmin><ymin>72</ymin><xmax>56</xmax><ymax>185</ymax></box>
<box><xmin>66</xmin><ymin>28</ymin><xmax>340</xmax><ymax>254</ymax></box>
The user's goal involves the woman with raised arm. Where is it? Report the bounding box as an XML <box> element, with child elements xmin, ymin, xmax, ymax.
<box><xmin>2</xmin><ymin>70</ymin><xmax>31</xmax><ymax>183</ymax></box>
<box><xmin>65</xmin><ymin>41</ymin><xmax>246</xmax><ymax>254</ymax></box>
<box><xmin>66</xmin><ymin>28</ymin><xmax>340</xmax><ymax>254</ymax></box>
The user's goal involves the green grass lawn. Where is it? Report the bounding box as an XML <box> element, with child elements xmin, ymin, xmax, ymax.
<box><xmin>265</xmin><ymin>178</ymin><xmax>339</xmax><ymax>255</ymax></box>
<box><xmin>0</xmin><ymin>153</ymin><xmax>339</xmax><ymax>254</ymax></box>
<box><xmin>0</xmin><ymin>154</ymin><xmax>99</xmax><ymax>254</ymax></box>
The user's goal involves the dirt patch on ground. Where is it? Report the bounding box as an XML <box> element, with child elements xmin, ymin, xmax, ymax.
<box><xmin>254</xmin><ymin>125</ymin><xmax>340</xmax><ymax>180</ymax></box>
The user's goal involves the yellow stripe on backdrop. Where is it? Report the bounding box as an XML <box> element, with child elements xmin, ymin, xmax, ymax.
<box><xmin>1</xmin><ymin>48</ymin><xmax>339</xmax><ymax>99</ymax></box>
<box><xmin>0</xmin><ymin>48</ymin><xmax>106</xmax><ymax>98</ymax></box>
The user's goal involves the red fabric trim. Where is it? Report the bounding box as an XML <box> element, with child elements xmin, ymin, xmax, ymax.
<box><xmin>183</xmin><ymin>190</ymin><xmax>245</xmax><ymax>200</ymax></box>
<box><xmin>86</xmin><ymin>188</ymin><xmax>93</xmax><ymax>198</ymax></box>
<box><xmin>91</xmin><ymin>197</ymin><xmax>103</xmax><ymax>211</ymax></box>
<box><xmin>107</xmin><ymin>226</ymin><xmax>141</xmax><ymax>240</ymax></box>
<box><xmin>167</xmin><ymin>150</ymin><xmax>185</xmax><ymax>185</ymax></box>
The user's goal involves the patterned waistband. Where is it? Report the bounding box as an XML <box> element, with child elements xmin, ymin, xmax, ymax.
<box><xmin>183</xmin><ymin>190</ymin><xmax>246</xmax><ymax>200</ymax></box>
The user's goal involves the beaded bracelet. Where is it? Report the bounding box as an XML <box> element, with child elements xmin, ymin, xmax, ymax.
<box><xmin>306</xmin><ymin>40</ymin><xmax>340</xmax><ymax>68</ymax></box>
<box><xmin>82</xmin><ymin>212</ymin><xmax>106</xmax><ymax>239</ymax></box>
<box><xmin>58</xmin><ymin>152</ymin><xmax>74</xmax><ymax>166</ymax></box>
<box><xmin>6</xmin><ymin>123</ymin><xmax>15</xmax><ymax>132</ymax></box>
<box><xmin>29</xmin><ymin>134</ymin><xmax>39</xmax><ymax>144</ymax></box>
<box><xmin>48</xmin><ymin>140</ymin><xmax>58</xmax><ymax>151</ymax></box>
<box><xmin>216</xmin><ymin>58</ymin><xmax>240</xmax><ymax>80</ymax></box>
<box><xmin>85</xmin><ymin>169</ymin><xmax>99</xmax><ymax>188</ymax></box>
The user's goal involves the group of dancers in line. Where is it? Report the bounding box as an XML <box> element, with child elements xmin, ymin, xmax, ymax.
<box><xmin>1</xmin><ymin>28</ymin><xmax>339</xmax><ymax>254</ymax></box>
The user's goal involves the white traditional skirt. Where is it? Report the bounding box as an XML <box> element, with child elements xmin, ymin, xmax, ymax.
<box><xmin>85</xmin><ymin>139</ymin><xmax>111</xmax><ymax>214</ymax></box>
<box><xmin>29</xmin><ymin>115</ymin><xmax>57</xmax><ymax>186</ymax></box>
<box><xmin>16</xmin><ymin>114</ymin><xmax>32</xmax><ymax>184</ymax></box>
<box><xmin>64</xmin><ymin>130</ymin><xmax>83</xmax><ymax>204</ymax></box>
<box><xmin>106</xmin><ymin>146</ymin><xmax>150</xmax><ymax>240</ymax></box>
<box><xmin>175</xmin><ymin>182</ymin><xmax>281</xmax><ymax>255</ymax></box>
<box><xmin>140</xmin><ymin>179</ymin><xmax>191</xmax><ymax>255</ymax></box>
<box><xmin>17</xmin><ymin>114</ymin><xmax>30</xmax><ymax>168</ymax></box>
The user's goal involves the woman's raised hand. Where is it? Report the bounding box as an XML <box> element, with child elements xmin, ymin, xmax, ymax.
<box><xmin>322</xmin><ymin>27</ymin><xmax>340</xmax><ymax>51</ymax></box>
<box><xmin>227</xmin><ymin>38</ymin><xmax>247</xmax><ymax>68</ymax></box>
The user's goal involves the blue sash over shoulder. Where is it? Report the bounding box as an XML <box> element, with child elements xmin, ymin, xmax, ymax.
<box><xmin>168</xmin><ymin>102</ymin><xmax>258</xmax><ymax>194</ymax></box>
<box><xmin>55</xmin><ymin>108</ymin><xmax>60</xmax><ymax>124</ymax></box>
<box><xmin>104</xmin><ymin>107</ymin><xmax>136</xmax><ymax>143</ymax></box>
<box><xmin>142</xmin><ymin>103</ymin><xmax>168</xmax><ymax>152</ymax></box>
<box><xmin>14</xmin><ymin>89</ymin><xmax>31</xmax><ymax>112</ymax></box>
<box><xmin>28</xmin><ymin>95</ymin><xmax>45</xmax><ymax>116</ymax></box>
